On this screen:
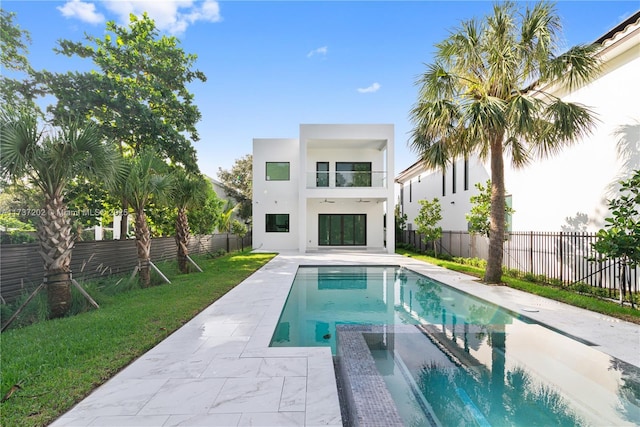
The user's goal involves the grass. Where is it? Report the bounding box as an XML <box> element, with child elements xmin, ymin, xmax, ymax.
<box><xmin>396</xmin><ymin>248</ymin><xmax>640</xmax><ymax>324</ymax></box>
<box><xmin>0</xmin><ymin>251</ymin><xmax>276</xmax><ymax>427</ymax></box>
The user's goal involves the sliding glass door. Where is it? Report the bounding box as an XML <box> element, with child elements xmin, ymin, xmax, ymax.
<box><xmin>318</xmin><ymin>214</ymin><xmax>366</xmax><ymax>246</ymax></box>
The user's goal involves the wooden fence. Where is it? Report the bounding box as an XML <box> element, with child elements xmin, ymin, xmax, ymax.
<box><xmin>399</xmin><ymin>230</ymin><xmax>639</xmax><ymax>297</ymax></box>
<box><xmin>0</xmin><ymin>233</ymin><xmax>251</xmax><ymax>304</ymax></box>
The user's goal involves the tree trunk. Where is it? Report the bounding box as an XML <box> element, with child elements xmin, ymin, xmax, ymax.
<box><xmin>135</xmin><ymin>210</ymin><xmax>152</xmax><ymax>287</ymax></box>
<box><xmin>38</xmin><ymin>194</ymin><xmax>74</xmax><ymax>318</ymax></box>
<box><xmin>485</xmin><ymin>135</ymin><xmax>506</xmax><ymax>283</ymax></box>
<box><xmin>175</xmin><ymin>207</ymin><xmax>190</xmax><ymax>274</ymax></box>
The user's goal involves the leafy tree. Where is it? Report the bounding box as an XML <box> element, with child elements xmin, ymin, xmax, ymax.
<box><xmin>170</xmin><ymin>171</ymin><xmax>209</xmax><ymax>273</ymax></box>
<box><xmin>0</xmin><ymin>9</ymin><xmax>42</xmax><ymax>113</ymax></box>
<box><xmin>231</xmin><ymin>219</ymin><xmax>248</xmax><ymax>239</ymax></box>
<box><xmin>110</xmin><ymin>149</ymin><xmax>173</xmax><ymax>287</ymax></box>
<box><xmin>188</xmin><ymin>180</ymin><xmax>224</xmax><ymax>235</ymax></box>
<box><xmin>217</xmin><ymin>154</ymin><xmax>252</xmax><ymax>223</ymax></box>
<box><xmin>0</xmin><ymin>108</ymin><xmax>117</xmax><ymax>317</ymax></box>
<box><xmin>466</xmin><ymin>180</ymin><xmax>515</xmax><ymax>237</ymax></box>
<box><xmin>593</xmin><ymin>170</ymin><xmax>640</xmax><ymax>306</ymax></box>
<box><xmin>415</xmin><ymin>198</ymin><xmax>443</xmax><ymax>254</ymax></box>
<box><xmin>409</xmin><ymin>1</ymin><xmax>599</xmax><ymax>283</ymax></box>
<box><xmin>40</xmin><ymin>13</ymin><xmax>206</xmax><ymax>237</ymax></box>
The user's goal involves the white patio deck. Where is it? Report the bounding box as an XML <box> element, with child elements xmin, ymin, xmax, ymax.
<box><xmin>51</xmin><ymin>252</ymin><xmax>639</xmax><ymax>426</ymax></box>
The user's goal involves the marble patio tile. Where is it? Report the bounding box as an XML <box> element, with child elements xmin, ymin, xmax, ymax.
<box><xmin>49</xmin><ymin>416</ymin><xmax>97</xmax><ymax>426</ymax></box>
<box><xmin>279</xmin><ymin>377</ymin><xmax>306</xmax><ymax>412</ymax></box>
<box><xmin>201</xmin><ymin>357</ymin><xmax>262</xmax><ymax>378</ymax></box>
<box><xmin>257</xmin><ymin>357</ymin><xmax>307</xmax><ymax>377</ymax></box>
<box><xmin>194</xmin><ymin>335</ymin><xmax>250</xmax><ymax>357</ymax></box>
<box><xmin>116</xmin><ymin>350</ymin><xmax>212</xmax><ymax>380</ymax></box>
<box><xmin>305</xmin><ymin>355</ymin><xmax>342</xmax><ymax>427</ymax></box>
<box><xmin>237</xmin><ymin>411</ymin><xmax>305</xmax><ymax>426</ymax></box>
<box><xmin>87</xmin><ymin>415</ymin><xmax>169</xmax><ymax>426</ymax></box>
<box><xmin>198</xmin><ymin>321</ymin><xmax>241</xmax><ymax>337</ymax></box>
<box><xmin>62</xmin><ymin>379</ymin><xmax>168</xmax><ymax>418</ymax></box>
<box><xmin>231</xmin><ymin>322</ymin><xmax>260</xmax><ymax>337</ymax></box>
<box><xmin>164</xmin><ymin>413</ymin><xmax>241</xmax><ymax>426</ymax></box>
<box><xmin>209</xmin><ymin>377</ymin><xmax>284</xmax><ymax>414</ymax></box>
<box><xmin>138</xmin><ymin>378</ymin><xmax>226</xmax><ymax>415</ymax></box>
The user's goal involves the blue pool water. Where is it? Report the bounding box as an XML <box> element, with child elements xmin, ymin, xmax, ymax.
<box><xmin>270</xmin><ymin>265</ymin><xmax>640</xmax><ymax>426</ymax></box>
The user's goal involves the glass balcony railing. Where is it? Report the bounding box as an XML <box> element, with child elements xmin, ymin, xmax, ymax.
<box><xmin>306</xmin><ymin>171</ymin><xmax>387</xmax><ymax>188</ymax></box>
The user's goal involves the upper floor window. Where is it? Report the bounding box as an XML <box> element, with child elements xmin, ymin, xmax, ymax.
<box><xmin>266</xmin><ymin>162</ymin><xmax>290</xmax><ymax>181</ymax></box>
<box><xmin>452</xmin><ymin>161</ymin><xmax>457</xmax><ymax>194</ymax></box>
<box><xmin>316</xmin><ymin>162</ymin><xmax>329</xmax><ymax>187</ymax></box>
<box><xmin>464</xmin><ymin>157</ymin><xmax>469</xmax><ymax>191</ymax></box>
<box><xmin>336</xmin><ymin>162</ymin><xmax>371</xmax><ymax>187</ymax></box>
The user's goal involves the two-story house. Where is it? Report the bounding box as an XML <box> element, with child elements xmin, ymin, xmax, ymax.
<box><xmin>253</xmin><ymin>124</ymin><xmax>395</xmax><ymax>253</ymax></box>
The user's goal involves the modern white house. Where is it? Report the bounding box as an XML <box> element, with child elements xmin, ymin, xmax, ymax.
<box><xmin>396</xmin><ymin>11</ymin><xmax>640</xmax><ymax>233</ymax></box>
<box><xmin>252</xmin><ymin>124</ymin><xmax>395</xmax><ymax>253</ymax></box>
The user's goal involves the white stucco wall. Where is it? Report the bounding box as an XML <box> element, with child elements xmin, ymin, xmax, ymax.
<box><xmin>252</xmin><ymin>138</ymin><xmax>300</xmax><ymax>251</ymax></box>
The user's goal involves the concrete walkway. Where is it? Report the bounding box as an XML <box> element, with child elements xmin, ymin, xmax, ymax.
<box><xmin>51</xmin><ymin>252</ymin><xmax>639</xmax><ymax>426</ymax></box>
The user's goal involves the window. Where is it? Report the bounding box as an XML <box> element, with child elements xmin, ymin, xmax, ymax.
<box><xmin>266</xmin><ymin>214</ymin><xmax>289</xmax><ymax>232</ymax></box>
<box><xmin>442</xmin><ymin>170</ymin><xmax>446</xmax><ymax>197</ymax></box>
<box><xmin>318</xmin><ymin>214</ymin><xmax>366</xmax><ymax>246</ymax></box>
<box><xmin>464</xmin><ymin>157</ymin><xmax>469</xmax><ymax>191</ymax></box>
<box><xmin>505</xmin><ymin>195</ymin><xmax>513</xmax><ymax>233</ymax></box>
<box><xmin>452</xmin><ymin>161</ymin><xmax>457</xmax><ymax>194</ymax></box>
<box><xmin>335</xmin><ymin>162</ymin><xmax>371</xmax><ymax>187</ymax></box>
<box><xmin>316</xmin><ymin>162</ymin><xmax>329</xmax><ymax>187</ymax></box>
<box><xmin>266</xmin><ymin>162</ymin><xmax>290</xmax><ymax>181</ymax></box>
<box><xmin>409</xmin><ymin>180</ymin><xmax>412</xmax><ymax>203</ymax></box>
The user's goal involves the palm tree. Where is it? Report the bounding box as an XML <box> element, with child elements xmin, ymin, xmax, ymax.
<box><xmin>171</xmin><ymin>170</ymin><xmax>208</xmax><ymax>273</ymax></box>
<box><xmin>409</xmin><ymin>1</ymin><xmax>600</xmax><ymax>283</ymax></box>
<box><xmin>112</xmin><ymin>149</ymin><xmax>173</xmax><ymax>287</ymax></box>
<box><xmin>0</xmin><ymin>108</ymin><xmax>116</xmax><ymax>317</ymax></box>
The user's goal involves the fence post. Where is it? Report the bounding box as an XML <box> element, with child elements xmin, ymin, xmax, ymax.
<box><xmin>529</xmin><ymin>232</ymin><xmax>534</xmax><ymax>275</ymax></box>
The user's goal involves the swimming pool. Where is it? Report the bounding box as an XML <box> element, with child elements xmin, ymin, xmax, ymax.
<box><xmin>270</xmin><ymin>265</ymin><xmax>640</xmax><ymax>426</ymax></box>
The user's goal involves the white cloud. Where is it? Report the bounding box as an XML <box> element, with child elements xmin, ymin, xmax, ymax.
<box><xmin>57</xmin><ymin>0</ymin><xmax>105</xmax><ymax>25</ymax></box>
<box><xmin>307</xmin><ymin>46</ymin><xmax>328</xmax><ymax>58</ymax></box>
<box><xmin>103</xmin><ymin>0</ymin><xmax>222</xmax><ymax>35</ymax></box>
<box><xmin>357</xmin><ymin>82</ymin><xmax>381</xmax><ymax>93</ymax></box>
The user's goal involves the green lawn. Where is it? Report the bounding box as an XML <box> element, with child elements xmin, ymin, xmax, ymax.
<box><xmin>396</xmin><ymin>248</ymin><xmax>640</xmax><ymax>324</ymax></box>
<box><xmin>0</xmin><ymin>251</ymin><xmax>276</xmax><ymax>427</ymax></box>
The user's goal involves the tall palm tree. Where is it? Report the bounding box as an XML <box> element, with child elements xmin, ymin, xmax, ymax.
<box><xmin>410</xmin><ymin>1</ymin><xmax>600</xmax><ymax>283</ymax></box>
<box><xmin>0</xmin><ymin>108</ymin><xmax>117</xmax><ymax>317</ymax></box>
<box><xmin>112</xmin><ymin>149</ymin><xmax>173</xmax><ymax>287</ymax></box>
<box><xmin>171</xmin><ymin>170</ymin><xmax>208</xmax><ymax>273</ymax></box>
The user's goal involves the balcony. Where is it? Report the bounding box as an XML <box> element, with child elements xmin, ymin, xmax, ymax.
<box><xmin>306</xmin><ymin>171</ymin><xmax>387</xmax><ymax>188</ymax></box>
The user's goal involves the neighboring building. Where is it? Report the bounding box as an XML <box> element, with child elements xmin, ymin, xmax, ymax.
<box><xmin>396</xmin><ymin>12</ymin><xmax>640</xmax><ymax>232</ymax></box>
<box><xmin>252</xmin><ymin>124</ymin><xmax>395</xmax><ymax>253</ymax></box>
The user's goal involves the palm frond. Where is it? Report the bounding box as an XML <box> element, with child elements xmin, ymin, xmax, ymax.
<box><xmin>533</xmin><ymin>100</ymin><xmax>598</xmax><ymax>158</ymax></box>
<box><xmin>544</xmin><ymin>44</ymin><xmax>601</xmax><ymax>91</ymax></box>
<box><xmin>0</xmin><ymin>107</ymin><xmax>40</xmax><ymax>180</ymax></box>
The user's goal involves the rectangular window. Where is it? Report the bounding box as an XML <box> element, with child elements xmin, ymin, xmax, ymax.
<box><xmin>505</xmin><ymin>195</ymin><xmax>513</xmax><ymax>233</ymax></box>
<box><xmin>335</xmin><ymin>162</ymin><xmax>371</xmax><ymax>187</ymax></box>
<box><xmin>318</xmin><ymin>214</ymin><xmax>366</xmax><ymax>246</ymax></box>
<box><xmin>409</xmin><ymin>180</ymin><xmax>412</xmax><ymax>203</ymax></box>
<box><xmin>316</xmin><ymin>162</ymin><xmax>329</xmax><ymax>187</ymax></box>
<box><xmin>442</xmin><ymin>170</ymin><xmax>446</xmax><ymax>197</ymax></box>
<box><xmin>266</xmin><ymin>162</ymin><xmax>290</xmax><ymax>181</ymax></box>
<box><xmin>266</xmin><ymin>214</ymin><xmax>289</xmax><ymax>232</ymax></box>
<box><xmin>452</xmin><ymin>161</ymin><xmax>457</xmax><ymax>194</ymax></box>
<box><xmin>464</xmin><ymin>157</ymin><xmax>469</xmax><ymax>191</ymax></box>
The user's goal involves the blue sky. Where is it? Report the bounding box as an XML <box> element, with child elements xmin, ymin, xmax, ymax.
<box><xmin>3</xmin><ymin>1</ymin><xmax>637</xmax><ymax>180</ymax></box>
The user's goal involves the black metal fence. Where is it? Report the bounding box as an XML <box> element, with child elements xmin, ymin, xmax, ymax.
<box><xmin>0</xmin><ymin>233</ymin><xmax>251</xmax><ymax>304</ymax></box>
<box><xmin>399</xmin><ymin>230</ymin><xmax>639</xmax><ymax>297</ymax></box>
